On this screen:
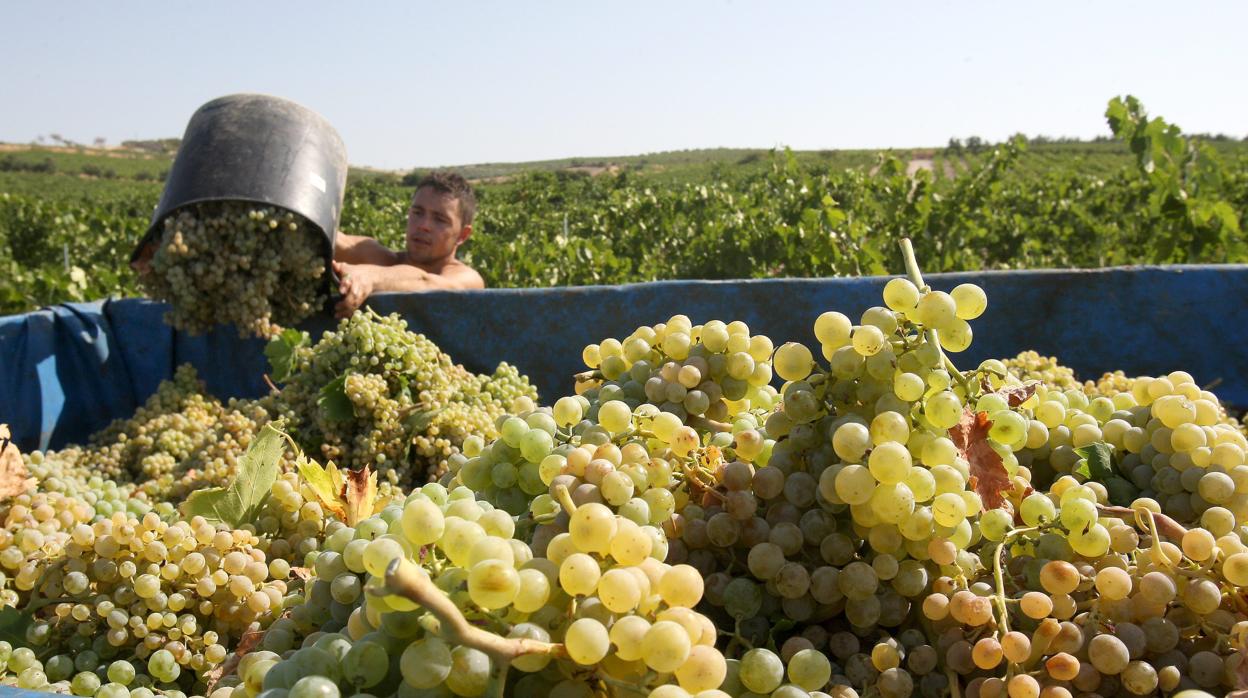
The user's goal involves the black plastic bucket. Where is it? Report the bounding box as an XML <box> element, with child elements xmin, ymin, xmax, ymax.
<box><xmin>132</xmin><ymin>93</ymin><xmax>348</xmax><ymax>271</ymax></box>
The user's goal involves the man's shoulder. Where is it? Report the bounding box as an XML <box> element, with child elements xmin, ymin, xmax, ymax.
<box><xmin>443</xmin><ymin>259</ymin><xmax>485</xmax><ymax>289</ymax></box>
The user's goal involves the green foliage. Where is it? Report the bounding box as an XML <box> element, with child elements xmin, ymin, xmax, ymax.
<box><xmin>2</xmin><ymin>96</ymin><xmax>1246</xmax><ymax>317</ymax></box>
<box><xmin>264</xmin><ymin>328</ymin><xmax>310</xmax><ymax>383</ymax></box>
<box><xmin>181</xmin><ymin>422</ymin><xmax>287</xmax><ymax>527</ymax></box>
<box><xmin>1074</xmin><ymin>441</ymin><xmax>1136</xmax><ymax>506</ymax></box>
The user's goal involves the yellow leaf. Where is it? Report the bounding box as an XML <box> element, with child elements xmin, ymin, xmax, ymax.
<box><xmin>328</xmin><ymin>461</ymin><xmax>346</xmax><ymax>499</ymax></box>
<box><xmin>341</xmin><ymin>465</ymin><xmax>380</xmax><ymax>527</ymax></box>
<box><xmin>296</xmin><ymin>457</ymin><xmax>347</xmax><ymax>521</ymax></box>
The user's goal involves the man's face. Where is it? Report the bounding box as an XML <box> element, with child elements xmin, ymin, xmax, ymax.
<box><xmin>406</xmin><ymin>187</ymin><xmax>468</xmax><ymax>263</ymax></box>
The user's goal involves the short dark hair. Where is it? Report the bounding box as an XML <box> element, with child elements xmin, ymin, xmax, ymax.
<box><xmin>414</xmin><ymin>171</ymin><xmax>477</xmax><ymax>227</ymax></box>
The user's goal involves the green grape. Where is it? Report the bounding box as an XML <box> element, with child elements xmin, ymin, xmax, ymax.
<box><xmin>883</xmin><ymin>279</ymin><xmax>920</xmax><ymax>312</ymax></box>
<box><xmin>924</xmin><ymin>391</ymin><xmax>963</xmax><ymax>429</ymax></box>
<box><xmin>400</xmin><ymin>637</ymin><xmax>452</xmax><ymax>689</ymax></box>
<box><xmin>979</xmin><ymin>508</ymin><xmax>1013</xmax><ymax>541</ymax></box>
<box><xmin>739</xmin><ymin>648</ymin><xmax>784</xmax><ymax>694</ymax></box>
<box><xmin>773</xmin><ymin>343</ymin><xmax>814</xmax><ymax>382</ymax></box>
<box><xmin>787</xmin><ymin>648</ymin><xmax>832</xmax><ymax>692</ymax></box>
<box><xmin>932</xmin><ymin>492</ymin><xmax>968</xmax><ymax>527</ymax></box>
<box><xmin>950</xmin><ymin>283</ymin><xmax>987</xmax><ymax>319</ymax></box>
<box><xmin>814</xmin><ymin>311</ymin><xmax>854</xmax><ymax>347</ymax></box>
<box><xmin>868</xmin><ymin>442</ymin><xmax>912</xmax><ymax>485</ymax></box>
<box><xmin>71</xmin><ymin>671</ymin><xmax>101</xmax><ymax>697</ymax></box>
<box><xmin>342</xmin><ymin>640</ymin><xmax>388</xmax><ymax>689</ymax></box>
<box><xmin>445</xmin><ymin>646</ymin><xmax>491</xmax><ymax>697</ymax></box>
<box><xmin>289</xmin><ymin>676</ymin><xmax>341</xmax><ymax>698</ymax></box>
<box><xmin>1057</xmin><ymin>495</ymin><xmax>1096</xmax><ymax>532</ymax></box>
<box><xmin>467</xmin><ymin>559</ymin><xmax>521</xmax><ymax>609</ymax></box>
<box><xmin>106</xmin><ymin>660</ymin><xmax>135</xmax><ymax>686</ymax></box>
<box><xmin>565</xmin><ymin>618</ymin><xmax>610</xmax><ymax>665</ymax></box>
<box><xmin>642</xmin><ymin>621</ymin><xmax>692</xmax><ymax>673</ymax></box>
<box><xmin>363</xmin><ymin>537</ymin><xmax>406</xmax><ymax>577</ymax></box>
<box><xmin>1020</xmin><ymin>493</ymin><xmax>1057</xmax><ymax>526</ymax></box>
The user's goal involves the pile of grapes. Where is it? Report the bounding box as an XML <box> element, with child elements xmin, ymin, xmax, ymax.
<box><xmin>138</xmin><ymin>202</ymin><xmax>330</xmax><ymax>339</ymax></box>
<box><xmin>28</xmin><ymin>364</ymin><xmax>295</xmax><ymax>503</ymax></box>
<box><xmin>270</xmin><ymin>310</ymin><xmax>538</xmax><ymax>485</ymax></box>
<box><xmin>5</xmin><ymin>243</ymin><xmax>1248</xmax><ymax>698</ymax></box>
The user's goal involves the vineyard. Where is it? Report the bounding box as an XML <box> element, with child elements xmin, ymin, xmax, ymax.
<box><xmin>1</xmin><ymin>97</ymin><xmax>1246</xmax><ymax>315</ymax></box>
<box><xmin>3</xmin><ymin>94</ymin><xmax>1248</xmax><ymax>698</ymax></box>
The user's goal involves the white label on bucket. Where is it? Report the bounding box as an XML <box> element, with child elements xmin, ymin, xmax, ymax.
<box><xmin>309</xmin><ymin>173</ymin><xmax>327</xmax><ymax>194</ymax></box>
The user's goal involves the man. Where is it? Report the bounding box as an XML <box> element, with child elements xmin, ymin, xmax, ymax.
<box><xmin>333</xmin><ymin>171</ymin><xmax>484</xmax><ymax>317</ymax></box>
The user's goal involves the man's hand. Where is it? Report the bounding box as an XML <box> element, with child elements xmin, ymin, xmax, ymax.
<box><xmin>130</xmin><ymin>240</ymin><xmax>156</xmax><ymax>276</ymax></box>
<box><xmin>333</xmin><ymin>261</ymin><xmax>377</xmax><ymax>319</ymax></box>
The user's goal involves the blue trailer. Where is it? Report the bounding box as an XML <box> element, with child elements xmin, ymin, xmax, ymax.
<box><xmin>2</xmin><ymin>265</ymin><xmax>1246</xmax><ymax>452</ymax></box>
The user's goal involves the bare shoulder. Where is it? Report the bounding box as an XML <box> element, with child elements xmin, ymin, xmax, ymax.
<box><xmin>444</xmin><ymin>259</ymin><xmax>485</xmax><ymax>289</ymax></box>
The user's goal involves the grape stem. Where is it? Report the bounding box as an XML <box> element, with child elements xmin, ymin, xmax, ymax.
<box><xmin>992</xmin><ymin>525</ymin><xmax>1038</xmax><ymax>681</ymax></box>
<box><xmin>1096</xmin><ymin>503</ymin><xmax>1187</xmax><ymax>542</ymax></box>
<box><xmin>382</xmin><ymin>557</ymin><xmax>567</xmax><ymax>664</ymax></box>
<box><xmin>898</xmin><ymin>238</ymin><xmax>972</xmax><ymax>395</ymax></box>
<box><xmin>554</xmin><ymin>483</ymin><xmax>578</xmax><ymax>514</ymax></box>
<box><xmin>687</xmin><ymin>415</ymin><xmax>732</xmax><ymax>433</ymax></box>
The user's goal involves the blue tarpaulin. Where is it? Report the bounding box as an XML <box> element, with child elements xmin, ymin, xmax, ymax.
<box><xmin>2</xmin><ymin>265</ymin><xmax>1246</xmax><ymax>452</ymax></box>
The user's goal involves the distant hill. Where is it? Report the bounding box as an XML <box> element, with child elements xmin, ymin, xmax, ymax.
<box><xmin>3</xmin><ymin>137</ymin><xmax>1246</xmax><ymax>189</ymax></box>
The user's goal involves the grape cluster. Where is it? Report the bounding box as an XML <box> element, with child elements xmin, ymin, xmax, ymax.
<box><xmin>0</xmin><ymin>505</ymin><xmax>297</xmax><ymax>694</ymax></box>
<box><xmin>227</xmin><ymin>482</ymin><xmax>741</xmax><ymax>698</ymax></box>
<box><xmin>580</xmin><ymin>316</ymin><xmax>780</xmax><ymax>424</ymax></box>
<box><xmin>139</xmin><ymin>202</ymin><xmax>329</xmax><ymax>339</ymax></box>
<box><xmin>27</xmin><ymin>365</ymin><xmax>294</xmax><ymax>502</ymax></box>
<box><xmin>1001</xmin><ymin>351</ymin><xmax>1081</xmax><ymax>391</ymax></box>
<box><xmin>273</xmin><ymin>310</ymin><xmax>537</xmax><ymax>484</ymax></box>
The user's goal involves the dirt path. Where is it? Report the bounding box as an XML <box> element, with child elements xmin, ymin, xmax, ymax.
<box><xmin>906</xmin><ymin>158</ymin><xmax>935</xmax><ymax>177</ymax></box>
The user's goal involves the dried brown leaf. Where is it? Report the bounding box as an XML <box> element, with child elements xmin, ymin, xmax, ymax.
<box><xmin>342</xmin><ymin>464</ymin><xmax>381</xmax><ymax>527</ymax></box>
<box><xmin>996</xmin><ymin>382</ymin><xmax>1039</xmax><ymax>407</ymax></box>
<box><xmin>0</xmin><ymin>426</ymin><xmax>36</xmax><ymax>500</ymax></box>
<box><xmin>203</xmin><ymin>624</ymin><xmax>265</xmax><ymax>693</ymax></box>
<box><xmin>948</xmin><ymin>409</ymin><xmax>1012</xmax><ymax>510</ymax></box>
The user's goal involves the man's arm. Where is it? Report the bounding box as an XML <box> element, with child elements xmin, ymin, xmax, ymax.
<box><xmin>333</xmin><ymin>261</ymin><xmax>484</xmax><ymax>318</ymax></box>
<box><xmin>334</xmin><ymin>233</ymin><xmax>401</xmax><ymax>265</ymax></box>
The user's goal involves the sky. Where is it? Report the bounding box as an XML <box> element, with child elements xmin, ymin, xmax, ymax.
<box><xmin>2</xmin><ymin>1</ymin><xmax>1245</xmax><ymax>170</ymax></box>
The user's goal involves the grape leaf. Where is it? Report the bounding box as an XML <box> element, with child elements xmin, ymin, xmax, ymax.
<box><xmin>996</xmin><ymin>382</ymin><xmax>1038</xmax><ymax>407</ymax></box>
<box><xmin>0</xmin><ymin>607</ymin><xmax>32</xmax><ymax>647</ymax></box>
<box><xmin>0</xmin><ymin>425</ymin><xmax>36</xmax><ymax>500</ymax></box>
<box><xmin>263</xmin><ymin>328</ymin><xmax>309</xmax><ymax>383</ymax></box>
<box><xmin>403</xmin><ymin>407</ymin><xmax>440</xmax><ymax>432</ymax></box>
<box><xmin>297</xmin><ymin>459</ymin><xmax>382</xmax><ymax>526</ymax></box>
<box><xmin>977</xmin><ymin>377</ymin><xmax>1039</xmax><ymax>407</ymax></box>
<box><xmin>1074</xmin><ymin>442</ymin><xmax>1137</xmax><ymax>506</ymax></box>
<box><xmin>948</xmin><ymin>409</ymin><xmax>1012</xmax><ymax>510</ymax></box>
<box><xmin>1073</xmin><ymin>442</ymin><xmax>1115</xmax><ymax>481</ymax></box>
<box><xmin>183</xmin><ymin>422</ymin><xmax>285</xmax><ymax>527</ymax></box>
<box><xmin>318</xmin><ymin>374</ymin><xmax>354</xmax><ymax>422</ymax></box>
<box><xmin>297</xmin><ymin>457</ymin><xmax>349</xmax><ymax>522</ymax></box>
